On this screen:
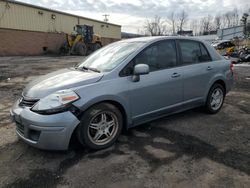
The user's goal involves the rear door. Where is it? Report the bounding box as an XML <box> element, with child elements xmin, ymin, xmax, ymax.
<box><xmin>177</xmin><ymin>39</ymin><xmax>214</xmax><ymax>104</ymax></box>
<box><xmin>120</xmin><ymin>40</ymin><xmax>183</xmax><ymax>124</ymax></box>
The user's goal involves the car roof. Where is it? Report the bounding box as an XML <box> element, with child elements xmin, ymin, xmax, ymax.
<box><xmin>120</xmin><ymin>36</ymin><xmax>206</xmax><ymax>44</ymax></box>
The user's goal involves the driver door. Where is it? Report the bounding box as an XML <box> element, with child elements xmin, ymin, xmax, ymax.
<box><xmin>122</xmin><ymin>40</ymin><xmax>183</xmax><ymax>125</ymax></box>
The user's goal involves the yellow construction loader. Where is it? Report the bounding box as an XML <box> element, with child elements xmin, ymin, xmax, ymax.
<box><xmin>60</xmin><ymin>25</ymin><xmax>102</xmax><ymax>56</ymax></box>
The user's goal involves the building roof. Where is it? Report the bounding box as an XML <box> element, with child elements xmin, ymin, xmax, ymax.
<box><xmin>8</xmin><ymin>0</ymin><xmax>121</xmax><ymax>27</ymax></box>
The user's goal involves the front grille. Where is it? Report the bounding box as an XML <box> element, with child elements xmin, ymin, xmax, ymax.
<box><xmin>16</xmin><ymin>122</ymin><xmax>24</xmax><ymax>136</ymax></box>
<box><xmin>19</xmin><ymin>97</ymin><xmax>39</xmax><ymax>107</ymax></box>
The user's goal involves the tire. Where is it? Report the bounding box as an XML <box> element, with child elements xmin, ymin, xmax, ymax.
<box><xmin>205</xmin><ymin>83</ymin><xmax>225</xmax><ymax>114</ymax></box>
<box><xmin>76</xmin><ymin>103</ymin><xmax>123</xmax><ymax>150</ymax></box>
<box><xmin>59</xmin><ymin>43</ymin><xmax>70</xmax><ymax>55</ymax></box>
<box><xmin>94</xmin><ymin>43</ymin><xmax>102</xmax><ymax>51</ymax></box>
<box><xmin>76</xmin><ymin>42</ymin><xmax>87</xmax><ymax>56</ymax></box>
<box><xmin>59</xmin><ymin>46</ymin><xmax>69</xmax><ymax>55</ymax></box>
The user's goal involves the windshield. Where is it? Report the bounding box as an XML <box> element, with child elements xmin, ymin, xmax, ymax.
<box><xmin>77</xmin><ymin>41</ymin><xmax>145</xmax><ymax>72</ymax></box>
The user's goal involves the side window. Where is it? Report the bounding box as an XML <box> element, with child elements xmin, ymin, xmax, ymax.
<box><xmin>134</xmin><ymin>40</ymin><xmax>177</xmax><ymax>72</ymax></box>
<box><xmin>179</xmin><ymin>40</ymin><xmax>211</xmax><ymax>65</ymax></box>
<box><xmin>135</xmin><ymin>45</ymin><xmax>158</xmax><ymax>71</ymax></box>
<box><xmin>179</xmin><ymin>40</ymin><xmax>201</xmax><ymax>65</ymax></box>
<box><xmin>157</xmin><ymin>41</ymin><xmax>177</xmax><ymax>69</ymax></box>
<box><xmin>120</xmin><ymin>40</ymin><xmax>177</xmax><ymax>76</ymax></box>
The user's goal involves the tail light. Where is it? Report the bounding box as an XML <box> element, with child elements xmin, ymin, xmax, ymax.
<box><xmin>230</xmin><ymin>62</ymin><xmax>234</xmax><ymax>73</ymax></box>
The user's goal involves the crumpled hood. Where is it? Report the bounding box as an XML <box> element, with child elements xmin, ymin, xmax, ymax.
<box><xmin>23</xmin><ymin>68</ymin><xmax>103</xmax><ymax>99</ymax></box>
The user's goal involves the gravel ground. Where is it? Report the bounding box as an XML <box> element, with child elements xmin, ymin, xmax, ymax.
<box><xmin>0</xmin><ymin>56</ymin><xmax>249</xmax><ymax>188</ymax></box>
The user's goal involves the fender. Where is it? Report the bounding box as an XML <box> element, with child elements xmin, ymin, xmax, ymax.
<box><xmin>73</xmin><ymin>94</ymin><xmax>131</xmax><ymax>128</ymax></box>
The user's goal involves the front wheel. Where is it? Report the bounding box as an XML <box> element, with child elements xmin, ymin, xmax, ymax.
<box><xmin>74</xmin><ymin>42</ymin><xmax>87</xmax><ymax>56</ymax></box>
<box><xmin>205</xmin><ymin>83</ymin><xmax>225</xmax><ymax>114</ymax></box>
<box><xmin>76</xmin><ymin>103</ymin><xmax>123</xmax><ymax>150</ymax></box>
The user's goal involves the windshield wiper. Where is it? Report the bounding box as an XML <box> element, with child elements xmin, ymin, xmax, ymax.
<box><xmin>80</xmin><ymin>66</ymin><xmax>101</xmax><ymax>73</ymax></box>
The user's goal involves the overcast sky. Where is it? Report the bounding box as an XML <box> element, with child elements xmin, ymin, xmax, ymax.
<box><xmin>17</xmin><ymin>0</ymin><xmax>250</xmax><ymax>33</ymax></box>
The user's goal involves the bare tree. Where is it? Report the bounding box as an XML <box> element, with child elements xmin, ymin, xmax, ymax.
<box><xmin>214</xmin><ymin>15</ymin><xmax>222</xmax><ymax>29</ymax></box>
<box><xmin>247</xmin><ymin>8</ymin><xmax>250</xmax><ymax>34</ymax></box>
<box><xmin>225</xmin><ymin>12</ymin><xmax>232</xmax><ymax>27</ymax></box>
<box><xmin>144</xmin><ymin>16</ymin><xmax>167</xmax><ymax>36</ymax></box>
<box><xmin>167</xmin><ymin>11</ymin><xmax>176</xmax><ymax>35</ymax></box>
<box><xmin>241</xmin><ymin>10</ymin><xmax>250</xmax><ymax>36</ymax></box>
<box><xmin>247</xmin><ymin>23</ymin><xmax>250</xmax><ymax>35</ymax></box>
<box><xmin>199</xmin><ymin>15</ymin><xmax>214</xmax><ymax>35</ymax></box>
<box><xmin>221</xmin><ymin>14</ymin><xmax>228</xmax><ymax>28</ymax></box>
<box><xmin>190</xmin><ymin>19</ymin><xmax>199</xmax><ymax>36</ymax></box>
<box><xmin>231</xmin><ymin>8</ymin><xmax>239</xmax><ymax>26</ymax></box>
<box><xmin>176</xmin><ymin>10</ymin><xmax>188</xmax><ymax>32</ymax></box>
<box><xmin>221</xmin><ymin>9</ymin><xmax>240</xmax><ymax>28</ymax></box>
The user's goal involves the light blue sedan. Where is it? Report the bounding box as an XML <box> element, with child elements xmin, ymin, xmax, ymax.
<box><xmin>10</xmin><ymin>36</ymin><xmax>234</xmax><ymax>150</ymax></box>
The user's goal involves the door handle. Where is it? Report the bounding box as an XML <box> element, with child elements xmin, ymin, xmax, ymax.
<box><xmin>171</xmin><ymin>73</ymin><xmax>181</xmax><ymax>78</ymax></box>
<box><xmin>207</xmin><ymin>66</ymin><xmax>213</xmax><ymax>70</ymax></box>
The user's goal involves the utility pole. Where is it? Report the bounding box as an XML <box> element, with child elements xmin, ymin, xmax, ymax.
<box><xmin>103</xmin><ymin>14</ymin><xmax>109</xmax><ymax>22</ymax></box>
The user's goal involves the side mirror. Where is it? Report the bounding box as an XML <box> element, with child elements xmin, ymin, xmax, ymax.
<box><xmin>132</xmin><ymin>64</ymin><xmax>149</xmax><ymax>82</ymax></box>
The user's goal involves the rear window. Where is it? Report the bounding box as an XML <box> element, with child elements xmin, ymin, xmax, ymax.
<box><xmin>179</xmin><ymin>40</ymin><xmax>211</xmax><ymax>65</ymax></box>
<box><xmin>200</xmin><ymin>43</ymin><xmax>212</xmax><ymax>62</ymax></box>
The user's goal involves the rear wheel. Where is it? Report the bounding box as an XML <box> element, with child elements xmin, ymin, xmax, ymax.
<box><xmin>76</xmin><ymin>103</ymin><xmax>123</xmax><ymax>150</ymax></box>
<box><xmin>75</xmin><ymin>42</ymin><xmax>87</xmax><ymax>56</ymax></box>
<box><xmin>205</xmin><ymin>83</ymin><xmax>225</xmax><ymax>114</ymax></box>
<box><xmin>59</xmin><ymin>43</ymin><xmax>70</xmax><ymax>55</ymax></box>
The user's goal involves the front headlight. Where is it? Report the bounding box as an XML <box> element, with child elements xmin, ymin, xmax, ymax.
<box><xmin>31</xmin><ymin>89</ymin><xmax>79</xmax><ymax>114</ymax></box>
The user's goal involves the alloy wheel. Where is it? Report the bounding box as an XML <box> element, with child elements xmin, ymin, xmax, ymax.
<box><xmin>87</xmin><ymin>111</ymin><xmax>118</xmax><ymax>145</ymax></box>
<box><xmin>210</xmin><ymin>88</ymin><xmax>223</xmax><ymax>111</ymax></box>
